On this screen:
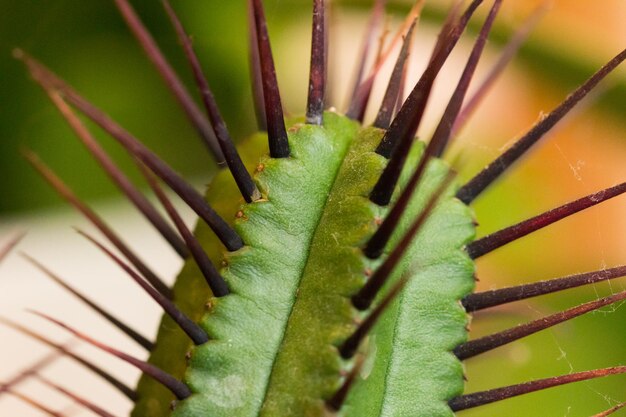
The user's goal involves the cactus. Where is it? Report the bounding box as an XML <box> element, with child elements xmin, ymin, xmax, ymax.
<box><xmin>2</xmin><ymin>1</ymin><xmax>626</xmax><ymax>416</ymax></box>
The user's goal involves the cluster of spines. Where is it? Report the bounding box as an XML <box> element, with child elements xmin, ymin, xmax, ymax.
<box><xmin>3</xmin><ymin>0</ymin><xmax>626</xmax><ymax>415</ymax></box>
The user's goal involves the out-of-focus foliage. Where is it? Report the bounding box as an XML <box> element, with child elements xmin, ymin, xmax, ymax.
<box><xmin>1</xmin><ymin>0</ymin><xmax>280</xmax><ymax>212</ymax></box>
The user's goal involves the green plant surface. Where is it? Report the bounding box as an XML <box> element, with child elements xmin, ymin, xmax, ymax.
<box><xmin>133</xmin><ymin>113</ymin><xmax>358</xmax><ymax>416</ymax></box>
<box><xmin>133</xmin><ymin>113</ymin><xmax>475</xmax><ymax>417</ymax></box>
<box><xmin>340</xmin><ymin>138</ymin><xmax>474</xmax><ymax>417</ymax></box>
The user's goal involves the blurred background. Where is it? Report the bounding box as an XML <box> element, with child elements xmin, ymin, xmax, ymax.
<box><xmin>1</xmin><ymin>0</ymin><xmax>626</xmax><ymax>415</ymax></box>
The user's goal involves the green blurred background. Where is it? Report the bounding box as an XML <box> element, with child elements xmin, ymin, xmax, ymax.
<box><xmin>2</xmin><ymin>0</ymin><xmax>626</xmax><ymax>416</ymax></box>
<box><xmin>2</xmin><ymin>0</ymin><xmax>259</xmax><ymax>213</ymax></box>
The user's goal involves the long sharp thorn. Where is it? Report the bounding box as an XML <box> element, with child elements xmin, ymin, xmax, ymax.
<box><xmin>393</xmin><ymin>48</ymin><xmax>409</xmax><ymax>119</ymax></box>
<box><xmin>31</xmin><ymin>311</ymin><xmax>192</xmax><ymax>400</ymax></box>
<box><xmin>1</xmin><ymin>364</ymin><xmax>68</xmax><ymax>417</ymax></box>
<box><xmin>467</xmin><ymin>181</ymin><xmax>626</xmax><ymax>259</ymax></box>
<box><xmin>374</xmin><ymin>17</ymin><xmax>391</xmax><ymax>66</ymax></box>
<box><xmin>341</xmin><ymin>278</ymin><xmax>408</xmax><ymax>359</ymax></box>
<box><xmin>458</xmin><ymin>47</ymin><xmax>626</xmax><ymax>205</ymax></box>
<box><xmin>348</xmin><ymin>0</ymin><xmax>386</xmax><ymax>107</ymax></box>
<box><xmin>0</xmin><ymin>349</ymin><xmax>62</xmax><ymax>395</ymax></box>
<box><xmin>0</xmin><ymin>232</ymin><xmax>26</xmax><ymax>263</ymax></box>
<box><xmin>374</xmin><ymin>1</ymin><xmax>424</xmax><ymax>72</ymax></box>
<box><xmin>0</xmin><ymin>318</ymin><xmax>137</xmax><ymax>401</ymax></box>
<box><xmin>463</xmin><ymin>265</ymin><xmax>626</xmax><ymax>312</ymax></box>
<box><xmin>395</xmin><ymin>0</ymin><xmax>484</xmax><ymax>157</ymax></box>
<box><xmin>357</xmin><ymin>174</ymin><xmax>454</xmax><ymax>307</ymax></box>
<box><xmin>324</xmin><ymin>0</ymin><xmax>331</xmax><ymax>100</ymax></box>
<box><xmin>451</xmin><ymin>2</ymin><xmax>548</xmax><ymax>137</ymax></box>
<box><xmin>15</xmin><ymin>53</ymin><xmax>244</xmax><ymax>252</ymax></box>
<box><xmin>366</xmin><ymin>1</ymin><xmax>500</xmax><ymax>253</ymax></box>
<box><xmin>45</xmin><ymin>89</ymin><xmax>189</xmax><ymax>259</ymax></box>
<box><xmin>37</xmin><ymin>375</ymin><xmax>117</xmax><ymax>417</ymax></box>
<box><xmin>306</xmin><ymin>0</ymin><xmax>326</xmax><ymax>125</ymax></box>
<box><xmin>456</xmin><ymin>289</ymin><xmax>626</xmax><ymax>360</ymax></box>
<box><xmin>249</xmin><ymin>0</ymin><xmax>290</xmax><ymax>158</ymax></box>
<box><xmin>326</xmin><ymin>356</ymin><xmax>365</xmax><ymax>411</ymax></box>
<box><xmin>162</xmin><ymin>0</ymin><xmax>261</xmax><ymax>203</ymax></box>
<box><xmin>364</xmin><ymin>148</ymin><xmax>436</xmax><ymax>259</ymax></box>
<box><xmin>346</xmin><ymin>14</ymin><xmax>390</xmax><ymax>123</ymax></box>
<box><xmin>430</xmin><ymin>0</ymin><xmax>463</xmax><ymax>61</ymax></box>
<box><xmin>139</xmin><ymin>163</ymin><xmax>230</xmax><ymax>297</ymax></box>
<box><xmin>430</xmin><ymin>0</ymin><xmax>502</xmax><ymax>158</ymax></box>
<box><xmin>370</xmin><ymin>0</ymin><xmax>484</xmax><ymax>206</ymax></box>
<box><xmin>4</xmin><ymin>389</ymin><xmax>64</xmax><ymax>417</ymax></box>
<box><xmin>247</xmin><ymin>0</ymin><xmax>267</xmax><ymax>131</ymax></box>
<box><xmin>369</xmin><ymin>72</ymin><xmax>434</xmax><ymax>206</ymax></box>
<box><xmin>592</xmin><ymin>403</ymin><xmax>626</xmax><ymax>417</ymax></box>
<box><xmin>78</xmin><ymin>230</ymin><xmax>209</xmax><ymax>345</ymax></box>
<box><xmin>21</xmin><ymin>253</ymin><xmax>154</xmax><ymax>350</ymax></box>
<box><xmin>348</xmin><ymin>1</ymin><xmax>424</xmax><ymax>123</ymax></box>
<box><xmin>112</xmin><ymin>0</ymin><xmax>223</xmax><ymax>162</ymax></box>
<box><xmin>373</xmin><ymin>19</ymin><xmax>416</xmax><ymax>129</ymax></box>
<box><xmin>375</xmin><ymin>0</ymin><xmax>483</xmax><ymax>159</ymax></box>
<box><xmin>21</xmin><ymin>149</ymin><xmax>173</xmax><ymax>299</ymax></box>
<box><xmin>449</xmin><ymin>366</ymin><xmax>626</xmax><ymax>411</ymax></box>
<box><xmin>345</xmin><ymin>41</ymin><xmax>383</xmax><ymax>122</ymax></box>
